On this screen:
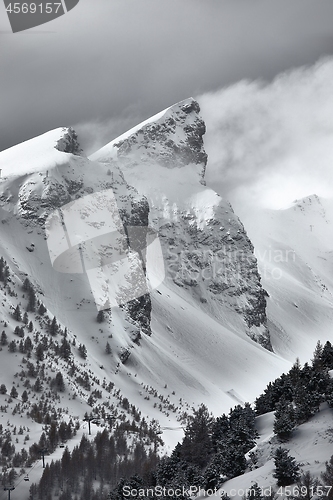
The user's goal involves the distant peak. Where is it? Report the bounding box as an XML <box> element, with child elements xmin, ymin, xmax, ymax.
<box><xmin>292</xmin><ymin>194</ymin><xmax>321</xmax><ymax>206</ymax></box>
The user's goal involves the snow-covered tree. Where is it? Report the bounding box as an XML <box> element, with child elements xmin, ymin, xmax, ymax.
<box><xmin>273</xmin><ymin>447</ymin><xmax>300</xmax><ymax>486</ymax></box>
<box><xmin>0</xmin><ymin>331</ymin><xmax>8</xmax><ymax>345</ymax></box>
<box><xmin>38</xmin><ymin>303</ymin><xmax>47</xmax><ymax>315</ymax></box>
<box><xmin>245</xmin><ymin>482</ymin><xmax>264</xmax><ymax>500</ymax></box>
<box><xmin>97</xmin><ymin>310</ymin><xmax>105</xmax><ymax>323</ymax></box>
<box><xmin>10</xmin><ymin>385</ymin><xmax>18</xmax><ymax>398</ymax></box>
<box><xmin>13</xmin><ymin>304</ymin><xmax>22</xmax><ymax>321</ymax></box>
<box><xmin>181</xmin><ymin>404</ymin><xmax>214</xmax><ymax>468</ymax></box>
<box><xmin>8</xmin><ymin>340</ymin><xmax>17</xmax><ymax>352</ymax></box>
<box><xmin>78</xmin><ymin>343</ymin><xmax>87</xmax><ymax>359</ymax></box>
<box><xmin>321</xmin><ymin>341</ymin><xmax>333</xmax><ymax>370</ymax></box>
<box><xmin>311</xmin><ymin>340</ymin><xmax>324</xmax><ymax>371</ymax></box>
<box><xmin>50</xmin><ymin>316</ymin><xmax>58</xmax><ymax>336</ymax></box>
<box><xmin>273</xmin><ymin>397</ymin><xmax>295</xmax><ymax>441</ymax></box>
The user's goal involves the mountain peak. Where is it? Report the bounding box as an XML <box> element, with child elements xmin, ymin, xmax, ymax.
<box><xmin>0</xmin><ymin>127</ymin><xmax>80</xmax><ymax>178</ymax></box>
<box><xmin>292</xmin><ymin>193</ymin><xmax>321</xmax><ymax>206</ymax></box>
<box><xmin>89</xmin><ymin>97</ymin><xmax>207</xmax><ymax>180</ymax></box>
<box><xmin>290</xmin><ymin>193</ymin><xmax>328</xmax><ymax>216</ymax></box>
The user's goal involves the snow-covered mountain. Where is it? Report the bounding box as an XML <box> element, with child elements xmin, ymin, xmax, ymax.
<box><xmin>89</xmin><ymin>98</ymin><xmax>272</xmax><ymax>347</ymax></box>
<box><xmin>0</xmin><ymin>97</ymin><xmax>332</xmax><ymax>488</ymax></box>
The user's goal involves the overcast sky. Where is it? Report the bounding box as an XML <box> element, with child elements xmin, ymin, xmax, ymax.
<box><xmin>1</xmin><ymin>0</ymin><xmax>333</xmax><ymax>208</ymax></box>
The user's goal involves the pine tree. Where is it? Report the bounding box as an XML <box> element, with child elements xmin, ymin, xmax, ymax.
<box><xmin>181</xmin><ymin>404</ymin><xmax>214</xmax><ymax>468</ymax></box>
<box><xmin>105</xmin><ymin>342</ymin><xmax>112</xmax><ymax>354</ymax></box>
<box><xmin>273</xmin><ymin>398</ymin><xmax>295</xmax><ymax>441</ymax></box>
<box><xmin>0</xmin><ymin>331</ymin><xmax>7</xmax><ymax>345</ymax></box>
<box><xmin>97</xmin><ymin>310</ymin><xmax>105</xmax><ymax>323</ymax></box>
<box><xmin>211</xmin><ymin>414</ymin><xmax>229</xmax><ymax>451</ymax></box>
<box><xmin>14</xmin><ymin>325</ymin><xmax>23</xmax><ymax>337</ymax></box>
<box><xmin>245</xmin><ymin>482</ymin><xmax>264</xmax><ymax>500</ymax></box>
<box><xmin>21</xmin><ymin>390</ymin><xmax>28</xmax><ymax>403</ymax></box>
<box><xmin>293</xmin><ymin>364</ymin><xmax>323</xmax><ymax>423</ymax></box>
<box><xmin>78</xmin><ymin>343</ymin><xmax>87</xmax><ymax>359</ymax></box>
<box><xmin>13</xmin><ymin>304</ymin><xmax>22</xmax><ymax>321</ymax></box>
<box><xmin>10</xmin><ymin>386</ymin><xmax>18</xmax><ymax>399</ymax></box>
<box><xmin>27</xmin><ymin>287</ymin><xmax>36</xmax><ymax>312</ymax></box>
<box><xmin>22</xmin><ymin>277</ymin><xmax>31</xmax><ymax>291</ymax></box>
<box><xmin>59</xmin><ymin>337</ymin><xmax>71</xmax><ymax>360</ymax></box>
<box><xmin>23</xmin><ymin>312</ymin><xmax>28</xmax><ymax>325</ymax></box>
<box><xmin>35</xmin><ymin>343</ymin><xmax>44</xmax><ymax>362</ymax></box>
<box><xmin>33</xmin><ymin>377</ymin><xmax>42</xmax><ymax>392</ymax></box>
<box><xmin>228</xmin><ymin>403</ymin><xmax>258</xmax><ymax>454</ymax></box>
<box><xmin>8</xmin><ymin>340</ymin><xmax>17</xmax><ymax>352</ymax></box>
<box><xmin>216</xmin><ymin>440</ymin><xmax>247</xmax><ymax>478</ymax></box>
<box><xmin>311</xmin><ymin>340</ymin><xmax>323</xmax><ymax>371</ymax></box>
<box><xmin>321</xmin><ymin>341</ymin><xmax>333</xmax><ymax>370</ymax></box>
<box><xmin>50</xmin><ymin>316</ymin><xmax>58</xmax><ymax>336</ymax></box>
<box><xmin>38</xmin><ymin>303</ymin><xmax>46</xmax><ymax>315</ymax></box>
<box><xmin>24</xmin><ymin>336</ymin><xmax>33</xmax><ymax>353</ymax></box>
<box><xmin>289</xmin><ymin>358</ymin><xmax>302</xmax><ymax>386</ymax></box>
<box><xmin>19</xmin><ymin>339</ymin><xmax>24</xmax><ymax>353</ymax></box>
<box><xmin>0</xmin><ymin>384</ymin><xmax>7</xmax><ymax>394</ymax></box>
<box><xmin>273</xmin><ymin>447</ymin><xmax>300</xmax><ymax>486</ymax></box>
<box><xmin>55</xmin><ymin>372</ymin><xmax>65</xmax><ymax>392</ymax></box>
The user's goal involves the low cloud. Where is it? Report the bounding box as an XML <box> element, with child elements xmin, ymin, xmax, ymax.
<box><xmin>74</xmin><ymin>114</ymin><xmax>143</xmax><ymax>157</ymax></box>
<box><xmin>198</xmin><ymin>57</ymin><xmax>333</xmax><ymax>210</ymax></box>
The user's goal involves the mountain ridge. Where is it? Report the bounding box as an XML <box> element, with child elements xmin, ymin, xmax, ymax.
<box><xmin>0</xmin><ymin>97</ymin><xmax>331</xmax><ymax>453</ymax></box>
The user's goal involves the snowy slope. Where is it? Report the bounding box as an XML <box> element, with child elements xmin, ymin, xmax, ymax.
<box><xmin>238</xmin><ymin>195</ymin><xmax>333</xmax><ymax>363</ymax></box>
<box><xmin>0</xmin><ymin>128</ymin><xmax>73</xmax><ymax>177</ymax></box>
<box><xmin>219</xmin><ymin>403</ymin><xmax>333</xmax><ymax>500</ymax></box>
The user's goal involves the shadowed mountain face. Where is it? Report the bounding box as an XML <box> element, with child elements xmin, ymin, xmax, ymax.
<box><xmin>91</xmin><ymin>98</ymin><xmax>271</xmax><ymax>348</ymax></box>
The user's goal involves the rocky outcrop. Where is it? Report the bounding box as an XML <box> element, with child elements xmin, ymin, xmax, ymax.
<box><xmin>92</xmin><ymin>98</ymin><xmax>271</xmax><ymax>349</ymax></box>
<box><xmin>96</xmin><ymin>99</ymin><xmax>208</xmax><ymax>181</ymax></box>
<box><xmin>55</xmin><ymin>127</ymin><xmax>82</xmax><ymax>155</ymax></box>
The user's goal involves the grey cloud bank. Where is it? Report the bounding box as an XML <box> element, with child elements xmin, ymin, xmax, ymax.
<box><xmin>1</xmin><ymin>0</ymin><xmax>333</xmax><ymax>154</ymax></box>
<box><xmin>201</xmin><ymin>58</ymin><xmax>333</xmax><ymax>210</ymax></box>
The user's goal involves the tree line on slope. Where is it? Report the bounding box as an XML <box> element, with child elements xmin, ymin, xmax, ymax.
<box><xmin>28</xmin><ymin>340</ymin><xmax>333</xmax><ymax>500</ymax></box>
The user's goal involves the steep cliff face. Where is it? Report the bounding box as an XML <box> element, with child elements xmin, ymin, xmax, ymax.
<box><xmin>90</xmin><ymin>98</ymin><xmax>271</xmax><ymax>348</ymax></box>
